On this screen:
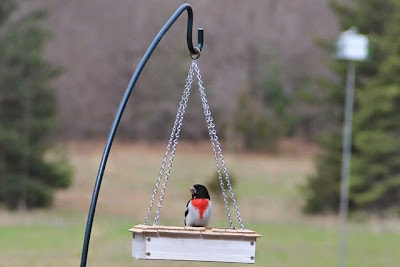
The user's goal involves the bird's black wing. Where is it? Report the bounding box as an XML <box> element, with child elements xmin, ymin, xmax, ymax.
<box><xmin>184</xmin><ymin>200</ymin><xmax>190</xmax><ymax>226</ymax></box>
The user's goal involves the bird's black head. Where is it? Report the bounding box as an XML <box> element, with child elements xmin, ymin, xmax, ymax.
<box><xmin>189</xmin><ymin>184</ymin><xmax>210</xmax><ymax>200</ymax></box>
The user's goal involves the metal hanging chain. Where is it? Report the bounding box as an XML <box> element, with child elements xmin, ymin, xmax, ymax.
<box><xmin>197</xmin><ymin>85</ymin><xmax>234</xmax><ymax>229</ymax></box>
<box><xmin>194</xmin><ymin>62</ymin><xmax>235</xmax><ymax>229</ymax></box>
<box><xmin>144</xmin><ymin>62</ymin><xmax>195</xmax><ymax>225</ymax></box>
<box><xmin>153</xmin><ymin>63</ymin><xmax>195</xmax><ymax>225</ymax></box>
<box><xmin>144</xmin><ymin>60</ymin><xmax>244</xmax><ymax>229</ymax></box>
<box><xmin>193</xmin><ymin>60</ymin><xmax>245</xmax><ymax>229</ymax></box>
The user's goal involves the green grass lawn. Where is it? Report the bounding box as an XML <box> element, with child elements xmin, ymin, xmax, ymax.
<box><xmin>0</xmin><ymin>141</ymin><xmax>399</xmax><ymax>266</ymax></box>
<box><xmin>1</xmin><ymin>211</ymin><xmax>399</xmax><ymax>267</ymax></box>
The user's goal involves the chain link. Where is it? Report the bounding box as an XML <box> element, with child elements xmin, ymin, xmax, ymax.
<box><xmin>144</xmin><ymin>63</ymin><xmax>195</xmax><ymax>225</ymax></box>
<box><xmin>193</xmin><ymin>61</ymin><xmax>245</xmax><ymax>229</ymax></box>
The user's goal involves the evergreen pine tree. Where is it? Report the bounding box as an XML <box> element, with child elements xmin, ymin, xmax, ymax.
<box><xmin>303</xmin><ymin>0</ymin><xmax>399</xmax><ymax>214</ymax></box>
<box><xmin>0</xmin><ymin>2</ymin><xmax>72</xmax><ymax>209</ymax></box>
<box><xmin>351</xmin><ymin>1</ymin><xmax>400</xmax><ymax>213</ymax></box>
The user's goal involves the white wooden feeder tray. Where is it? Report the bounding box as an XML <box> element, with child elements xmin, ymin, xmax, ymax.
<box><xmin>129</xmin><ymin>224</ymin><xmax>261</xmax><ymax>264</ymax></box>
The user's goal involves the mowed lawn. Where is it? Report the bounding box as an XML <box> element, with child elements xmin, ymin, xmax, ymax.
<box><xmin>0</xmin><ymin>140</ymin><xmax>399</xmax><ymax>266</ymax></box>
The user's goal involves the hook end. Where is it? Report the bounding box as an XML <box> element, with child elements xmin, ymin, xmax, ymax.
<box><xmin>197</xmin><ymin>27</ymin><xmax>204</xmax><ymax>52</ymax></box>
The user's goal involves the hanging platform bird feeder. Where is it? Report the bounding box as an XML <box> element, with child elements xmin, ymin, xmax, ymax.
<box><xmin>128</xmin><ymin>59</ymin><xmax>261</xmax><ymax>264</ymax></box>
<box><xmin>80</xmin><ymin>3</ymin><xmax>260</xmax><ymax>267</ymax></box>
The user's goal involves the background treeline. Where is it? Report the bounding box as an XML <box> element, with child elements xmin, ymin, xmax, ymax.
<box><xmin>23</xmin><ymin>0</ymin><xmax>338</xmax><ymax>146</ymax></box>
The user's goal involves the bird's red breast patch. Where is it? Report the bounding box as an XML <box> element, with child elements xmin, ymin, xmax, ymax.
<box><xmin>191</xmin><ymin>199</ymin><xmax>209</xmax><ymax>219</ymax></box>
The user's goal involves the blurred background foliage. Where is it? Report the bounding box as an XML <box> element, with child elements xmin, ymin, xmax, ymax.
<box><xmin>206</xmin><ymin>171</ymin><xmax>237</xmax><ymax>203</ymax></box>
<box><xmin>0</xmin><ymin>1</ymin><xmax>72</xmax><ymax>210</ymax></box>
<box><xmin>10</xmin><ymin>0</ymin><xmax>336</xmax><ymax>143</ymax></box>
<box><xmin>0</xmin><ymin>0</ymin><xmax>398</xmax><ymax>217</ymax></box>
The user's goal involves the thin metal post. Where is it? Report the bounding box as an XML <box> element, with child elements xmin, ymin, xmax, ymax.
<box><xmin>79</xmin><ymin>4</ymin><xmax>203</xmax><ymax>267</ymax></box>
<box><xmin>338</xmin><ymin>60</ymin><xmax>355</xmax><ymax>267</ymax></box>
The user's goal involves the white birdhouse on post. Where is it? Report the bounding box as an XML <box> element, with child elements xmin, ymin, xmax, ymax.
<box><xmin>336</xmin><ymin>27</ymin><xmax>368</xmax><ymax>267</ymax></box>
<box><xmin>336</xmin><ymin>27</ymin><xmax>369</xmax><ymax>61</ymax></box>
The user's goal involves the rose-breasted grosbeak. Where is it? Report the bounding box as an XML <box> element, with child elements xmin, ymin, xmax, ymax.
<box><xmin>184</xmin><ymin>184</ymin><xmax>212</xmax><ymax>227</ymax></box>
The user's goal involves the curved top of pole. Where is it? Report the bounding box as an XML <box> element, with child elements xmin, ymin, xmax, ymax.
<box><xmin>80</xmin><ymin>3</ymin><xmax>203</xmax><ymax>267</ymax></box>
<box><xmin>169</xmin><ymin>3</ymin><xmax>204</xmax><ymax>57</ymax></box>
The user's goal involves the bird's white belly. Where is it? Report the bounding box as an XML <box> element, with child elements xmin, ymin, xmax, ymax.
<box><xmin>186</xmin><ymin>201</ymin><xmax>212</xmax><ymax>227</ymax></box>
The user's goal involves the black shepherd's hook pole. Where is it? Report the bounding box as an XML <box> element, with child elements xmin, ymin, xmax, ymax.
<box><xmin>80</xmin><ymin>3</ymin><xmax>203</xmax><ymax>266</ymax></box>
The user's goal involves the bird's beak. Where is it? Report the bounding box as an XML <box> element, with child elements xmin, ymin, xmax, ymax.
<box><xmin>189</xmin><ymin>186</ymin><xmax>196</xmax><ymax>194</ymax></box>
